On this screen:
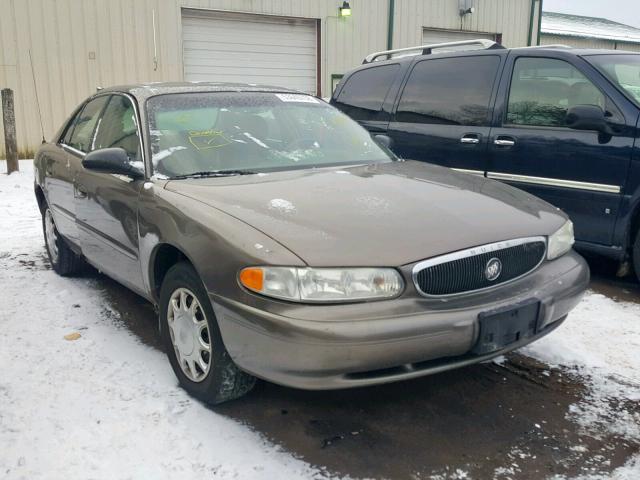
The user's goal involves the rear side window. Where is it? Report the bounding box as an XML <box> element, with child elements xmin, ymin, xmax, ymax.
<box><xmin>66</xmin><ymin>96</ymin><xmax>109</xmax><ymax>153</ymax></box>
<box><xmin>334</xmin><ymin>65</ymin><xmax>399</xmax><ymax>121</ymax></box>
<box><xmin>506</xmin><ymin>57</ymin><xmax>605</xmax><ymax>127</ymax></box>
<box><xmin>395</xmin><ymin>56</ymin><xmax>500</xmax><ymax>126</ymax></box>
<box><xmin>93</xmin><ymin>95</ymin><xmax>141</xmax><ymax>161</ymax></box>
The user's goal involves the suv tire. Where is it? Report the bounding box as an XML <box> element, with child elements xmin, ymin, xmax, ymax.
<box><xmin>159</xmin><ymin>262</ymin><xmax>256</xmax><ymax>404</ymax></box>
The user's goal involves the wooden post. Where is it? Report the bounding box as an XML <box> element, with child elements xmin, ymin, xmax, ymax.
<box><xmin>2</xmin><ymin>88</ymin><xmax>19</xmax><ymax>174</ymax></box>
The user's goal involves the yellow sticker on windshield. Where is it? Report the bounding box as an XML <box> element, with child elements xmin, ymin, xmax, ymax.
<box><xmin>188</xmin><ymin>130</ymin><xmax>232</xmax><ymax>150</ymax></box>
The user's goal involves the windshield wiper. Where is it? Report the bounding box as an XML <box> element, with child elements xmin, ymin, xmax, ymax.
<box><xmin>171</xmin><ymin>169</ymin><xmax>258</xmax><ymax>179</ymax></box>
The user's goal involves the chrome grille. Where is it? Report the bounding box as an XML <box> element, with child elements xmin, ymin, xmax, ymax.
<box><xmin>413</xmin><ymin>237</ymin><xmax>546</xmax><ymax>296</ymax></box>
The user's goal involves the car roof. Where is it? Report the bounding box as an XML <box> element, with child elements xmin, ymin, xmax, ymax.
<box><xmin>96</xmin><ymin>82</ymin><xmax>304</xmax><ymax>101</ymax></box>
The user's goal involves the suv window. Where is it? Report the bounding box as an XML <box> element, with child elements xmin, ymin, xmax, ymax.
<box><xmin>395</xmin><ymin>56</ymin><xmax>500</xmax><ymax>125</ymax></box>
<box><xmin>93</xmin><ymin>95</ymin><xmax>141</xmax><ymax>160</ymax></box>
<box><xmin>334</xmin><ymin>65</ymin><xmax>399</xmax><ymax>121</ymax></box>
<box><xmin>66</xmin><ymin>96</ymin><xmax>109</xmax><ymax>152</ymax></box>
<box><xmin>507</xmin><ymin>57</ymin><xmax>605</xmax><ymax>127</ymax></box>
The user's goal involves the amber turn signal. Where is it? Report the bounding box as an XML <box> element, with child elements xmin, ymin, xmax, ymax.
<box><xmin>239</xmin><ymin>267</ymin><xmax>264</xmax><ymax>291</ymax></box>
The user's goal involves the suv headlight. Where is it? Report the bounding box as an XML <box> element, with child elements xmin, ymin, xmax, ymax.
<box><xmin>239</xmin><ymin>267</ymin><xmax>404</xmax><ymax>303</ymax></box>
<box><xmin>547</xmin><ymin>220</ymin><xmax>574</xmax><ymax>260</ymax></box>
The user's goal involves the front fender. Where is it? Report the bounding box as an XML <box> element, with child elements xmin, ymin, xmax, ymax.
<box><xmin>137</xmin><ymin>181</ymin><xmax>306</xmax><ymax>301</ymax></box>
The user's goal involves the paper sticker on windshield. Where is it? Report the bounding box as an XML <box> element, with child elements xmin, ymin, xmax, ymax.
<box><xmin>275</xmin><ymin>93</ymin><xmax>319</xmax><ymax>104</ymax></box>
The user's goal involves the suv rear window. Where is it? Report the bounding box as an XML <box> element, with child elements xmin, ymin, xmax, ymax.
<box><xmin>333</xmin><ymin>64</ymin><xmax>399</xmax><ymax>121</ymax></box>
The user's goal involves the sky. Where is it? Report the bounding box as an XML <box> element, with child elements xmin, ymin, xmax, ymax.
<box><xmin>544</xmin><ymin>0</ymin><xmax>640</xmax><ymax>28</ymax></box>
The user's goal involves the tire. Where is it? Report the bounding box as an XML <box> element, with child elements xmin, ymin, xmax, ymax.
<box><xmin>159</xmin><ymin>262</ymin><xmax>256</xmax><ymax>404</ymax></box>
<box><xmin>42</xmin><ymin>206</ymin><xmax>83</xmax><ymax>276</ymax></box>
<box><xmin>633</xmin><ymin>227</ymin><xmax>640</xmax><ymax>283</ymax></box>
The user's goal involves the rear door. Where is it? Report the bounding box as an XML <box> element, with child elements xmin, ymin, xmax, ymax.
<box><xmin>487</xmin><ymin>54</ymin><xmax>633</xmax><ymax>246</ymax></box>
<box><xmin>386</xmin><ymin>54</ymin><xmax>502</xmax><ymax>174</ymax></box>
<box><xmin>51</xmin><ymin>96</ymin><xmax>110</xmax><ymax>245</ymax></box>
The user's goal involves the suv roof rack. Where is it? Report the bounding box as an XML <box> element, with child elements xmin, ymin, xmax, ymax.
<box><xmin>523</xmin><ymin>44</ymin><xmax>572</xmax><ymax>49</ymax></box>
<box><xmin>363</xmin><ymin>39</ymin><xmax>505</xmax><ymax>64</ymax></box>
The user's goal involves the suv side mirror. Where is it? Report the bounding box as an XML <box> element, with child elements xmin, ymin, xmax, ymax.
<box><xmin>82</xmin><ymin>148</ymin><xmax>143</xmax><ymax>178</ymax></box>
<box><xmin>373</xmin><ymin>134</ymin><xmax>394</xmax><ymax>150</ymax></box>
<box><xmin>566</xmin><ymin>105</ymin><xmax>610</xmax><ymax>134</ymax></box>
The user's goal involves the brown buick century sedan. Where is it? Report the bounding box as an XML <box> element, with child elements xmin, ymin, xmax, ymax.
<box><xmin>34</xmin><ymin>83</ymin><xmax>589</xmax><ymax>404</ymax></box>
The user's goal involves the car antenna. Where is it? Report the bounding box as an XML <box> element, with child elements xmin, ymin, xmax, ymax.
<box><xmin>28</xmin><ymin>49</ymin><xmax>46</xmax><ymax>144</ymax></box>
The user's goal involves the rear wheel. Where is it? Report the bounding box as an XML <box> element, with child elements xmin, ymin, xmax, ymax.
<box><xmin>159</xmin><ymin>262</ymin><xmax>256</xmax><ymax>404</ymax></box>
<box><xmin>42</xmin><ymin>207</ymin><xmax>83</xmax><ymax>276</ymax></box>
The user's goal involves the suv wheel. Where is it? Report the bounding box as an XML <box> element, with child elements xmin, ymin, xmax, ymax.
<box><xmin>43</xmin><ymin>206</ymin><xmax>83</xmax><ymax>276</ymax></box>
<box><xmin>159</xmin><ymin>262</ymin><xmax>256</xmax><ymax>404</ymax></box>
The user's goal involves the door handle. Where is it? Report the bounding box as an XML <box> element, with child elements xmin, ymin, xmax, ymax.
<box><xmin>460</xmin><ymin>134</ymin><xmax>481</xmax><ymax>144</ymax></box>
<box><xmin>494</xmin><ymin>136</ymin><xmax>516</xmax><ymax>147</ymax></box>
<box><xmin>74</xmin><ymin>183</ymin><xmax>88</xmax><ymax>199</ymax></box>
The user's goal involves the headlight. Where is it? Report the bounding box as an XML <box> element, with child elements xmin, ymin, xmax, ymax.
<box><xmin>239</xmin><ymin>266</ymin><xmax>404</xmax><ymax>303</ymax></box>
<box><xmin>547</xmin><ymin>220</ymin><xmax>574</xmax><ymax>260</ymax></box>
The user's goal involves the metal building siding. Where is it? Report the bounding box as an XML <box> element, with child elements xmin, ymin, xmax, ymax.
<box><xmin>0</xmin><ymin>0</ymin><xmax>170</xmax><ymax>156</ymax></box>
<box><xmin>541</xmin><ymin>33</ymin><xmax>640</xmax><ymax>52</ymax></box>
<box><xmin>392</xmin><ymin>0</ymin><xmax>534</xmax><ymax>49</ymax></box>
<box><xmin>181</xmin><ymin>10</ymin><xmax>317</xmax><ymax>93</ymax></box>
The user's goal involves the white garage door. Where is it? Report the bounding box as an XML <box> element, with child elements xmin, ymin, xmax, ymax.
<box><xmin>422</xmin><ymin>28</ymin><xmax>497</xmax><ymax>50</ymax></box>
<box><xmin>182</xmin><ymin>10</ymin><xmax>318</xmax><ymax>94</ymax></box>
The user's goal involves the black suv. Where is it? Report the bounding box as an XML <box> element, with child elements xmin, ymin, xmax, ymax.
<box><xmin>331</xmin><ymin>41</ymin><xmax>640</xmax><ymax>281</ymax></box>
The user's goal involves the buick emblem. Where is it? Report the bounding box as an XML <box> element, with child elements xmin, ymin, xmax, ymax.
<box><xmin>484</xmin><ymin>257</ymin><xmax>502</xmax><ymax>281</ymax></box>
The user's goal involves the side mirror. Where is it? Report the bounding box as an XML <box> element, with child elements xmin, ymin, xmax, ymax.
<box><xmin>373</xmin><ymin>134</ymin><xmax>394</xmax><ymax>150</ymax></box>
<box><xmin>82</xmin><ymin>148</ymin><xmax>143</xmax><ymax>178</ymax></box>
<box><xmin>566</xmin><ymin>105</ymin><xmax>610</xmax><ymax>134</ymax></box>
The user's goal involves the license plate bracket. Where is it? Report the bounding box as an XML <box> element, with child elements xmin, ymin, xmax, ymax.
<box><xmin>472</xmin><ymin>299</ymin><xmax>541</xmax><ymax>355</ymax></box>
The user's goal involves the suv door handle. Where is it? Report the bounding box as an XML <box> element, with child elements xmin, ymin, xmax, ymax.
<box><xmin>460</xmin><ymin>134</ymin><xmax>481</xmax><ymax>144</ymax></box>
<box><xmin>494</xmin><ymin>136</ymin><xmax>516</xmax><ymax>147</ymax></box>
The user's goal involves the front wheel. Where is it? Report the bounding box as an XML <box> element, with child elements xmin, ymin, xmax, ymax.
<box><xmin>42</xmin><ymin>206</ymin><xmax>83</xmax><ymax>276</ymax></box>
<box><xmin>159</xmin><ymin>262</ymin><xmax>256</xmax><ymax>404</ymax></box>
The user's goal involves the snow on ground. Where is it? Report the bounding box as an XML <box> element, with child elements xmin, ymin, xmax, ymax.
<box><xmin>523</xmin><ymin>292</ymin><xmax>640</xmax><ymax>443</ymax></box>
<box><xmin>0</xmin><ymin>162</ymin><xmax>326</xmax><ymax>479</ymax></box>
<box><xmin>1</xmin><ymin>160</ymin><xmax>639</xmax><ymax>479</ymax></box>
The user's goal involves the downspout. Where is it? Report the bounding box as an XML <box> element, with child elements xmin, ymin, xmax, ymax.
<box><xmin>387</xmin><ymin>0</ymin><xmax>395</xmax><ymax>50</ymax></box>
<box><xmin>536</xmin><ymin>0</ymin><xmax>543</xmax><ymax>46</ymax></box>
<box><xmin>527</xmin><ymin>0</ymin><xmax>536</xmax><ymax>46</ymax></box>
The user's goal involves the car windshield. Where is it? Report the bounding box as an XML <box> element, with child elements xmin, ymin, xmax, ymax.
<box><xmin>146</xmin><ymin>92</ymin><xmax>394</xmax><ymax>178</ymax></box>
<box><xmin>586</xmin><ymin>54</ymin><xmax>640</xmax><ymax>106</ymax></box>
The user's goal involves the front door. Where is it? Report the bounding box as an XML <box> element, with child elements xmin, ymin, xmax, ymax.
<box><xmin>74</xmin><ymin>94</ymin><xmax>146</xmax><ymax>293</ymax></box>
<box><xmin>386</xmin><ymin>54</ymin><xmax>503</xmax><ymax>174</ymax></box>
<box><xmin>487</xmin><ymin>55</ymin><xmax>633</xmax><ymax>246</ymax></box>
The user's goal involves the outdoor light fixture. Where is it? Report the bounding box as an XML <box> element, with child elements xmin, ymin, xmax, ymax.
<box><xmin>339</xmin><ymin>1</ymin><xmax>352</xmax><ymax>17</ymax></box>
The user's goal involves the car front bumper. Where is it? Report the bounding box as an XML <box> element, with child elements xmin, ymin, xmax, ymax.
<box><xmin>211</xmin><ymin>251</ymin><xmax>589</xmax><ymax>390</ymax></box>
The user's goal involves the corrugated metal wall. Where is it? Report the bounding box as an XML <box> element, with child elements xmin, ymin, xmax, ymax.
<box><xmin>392</xmin><ymin>0</ymin><xmax>535</xmax><ymax>50</ymax></box>
<box><xmin>0</xmin><ymin>0</ymin><xmax>537</xmax><ymax>156</ymax></box>
<box><xmin>541</xmin><ymin>33</ymin><xmax>640</xmax><ymax>52</ymax></box>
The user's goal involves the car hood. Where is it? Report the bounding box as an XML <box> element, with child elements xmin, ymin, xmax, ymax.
<box><xmin>164</xmin><ymin>161</ymin><xmax>566</xmax><ymax>267</ymax></box>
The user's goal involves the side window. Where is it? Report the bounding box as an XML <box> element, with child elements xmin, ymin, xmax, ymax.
<box><xmin>66</xmin><ymin>96</ymin><xmax>110</xmax><ymax>153</ymax></box>
<box><xmin>60</xmin><ymin>108</ymin><xmax>83</xmax><ymax>145</ymax></box>
<box><xmin>93</xmin><ymin>95</ymin><xmax>141</xmax><ymax>161</ymax></box>
<box><xmin>506</xmin><ymin>57</ymin><xmax>605</xmax><ymax>127</ymax></box>
<box><xmin>334</xmin><ymin>64</ymin><xmax>400</xmax><ymax>121</ymax></box>
<box><xmin>396</xmin><ymin>56</ymin><xmax>500</xmax><ymax>125</ymax></box>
